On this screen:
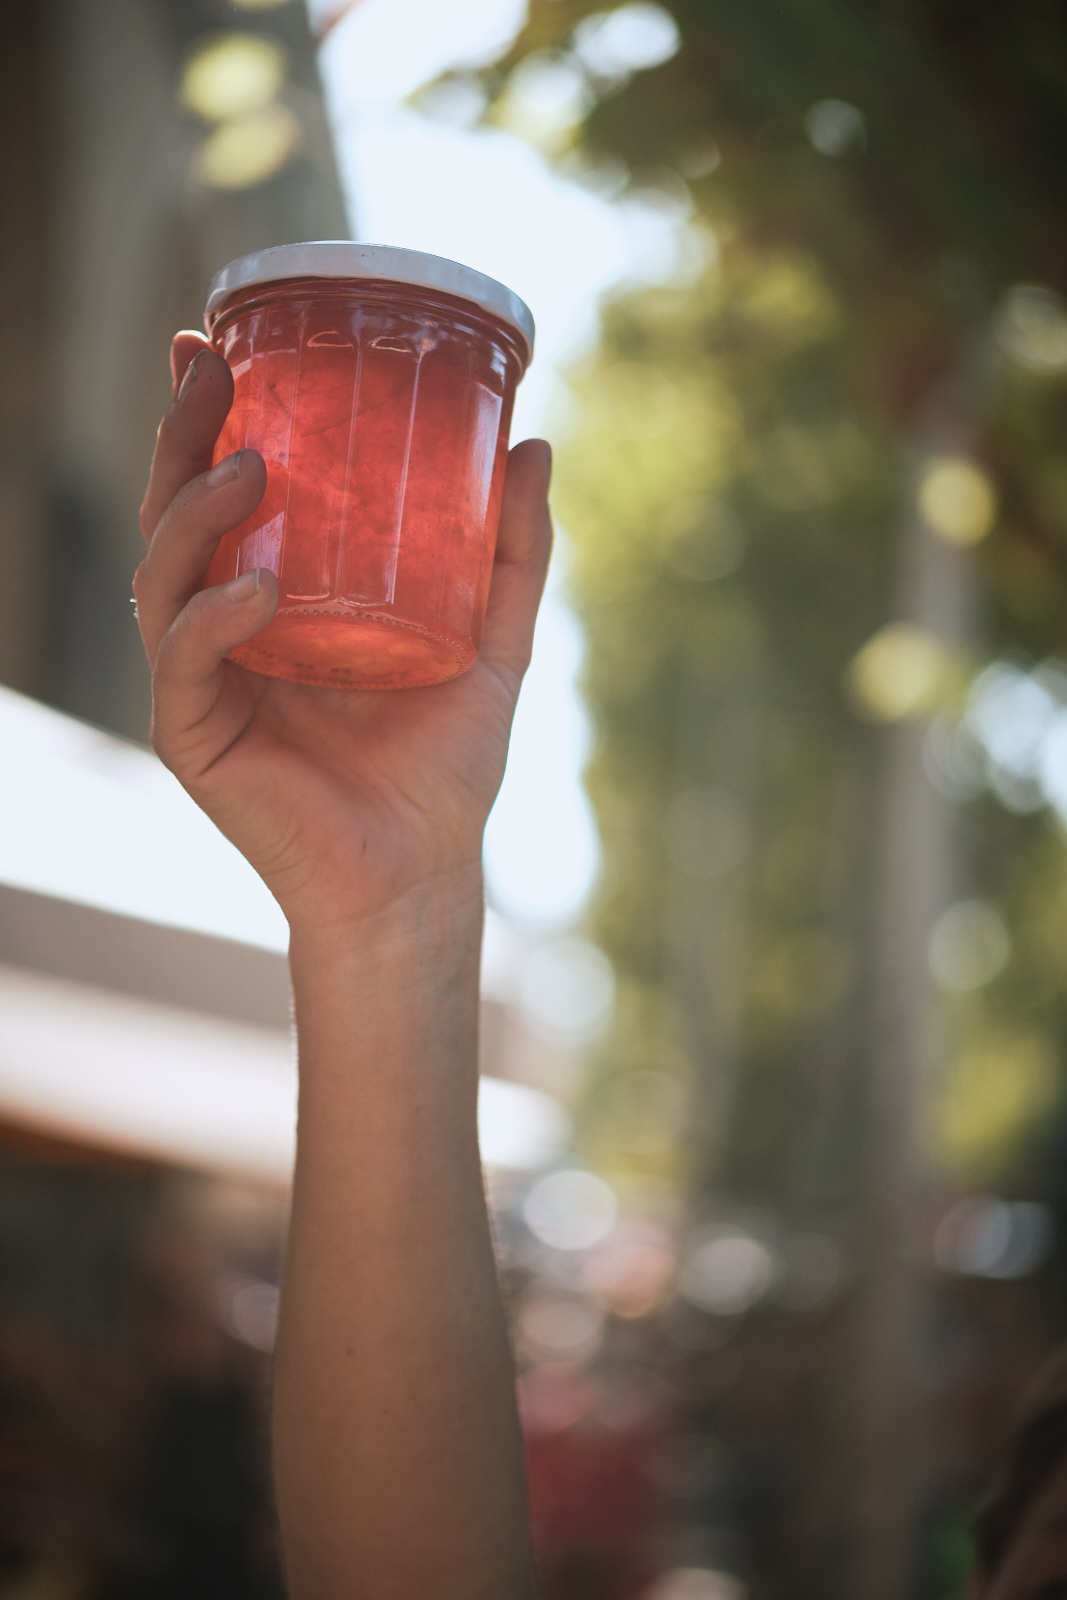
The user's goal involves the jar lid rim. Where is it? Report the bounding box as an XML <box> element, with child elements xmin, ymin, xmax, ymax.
<box><xmin>204</xmin><ymin>241</ymin><xmax>534</xmax><ymax>364</ymax></box>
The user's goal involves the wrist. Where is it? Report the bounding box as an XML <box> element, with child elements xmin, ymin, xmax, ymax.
<box><xmin>286</xmin><ymin>864</ymin><xmax>486</xmax><ymax>1076</ymax></box>
<box><xmin>285</xmin><ymin>862</ymin><xmax>486</xmax><ymax>1151</ymax></box>
<box><xmin>286</xmin><ymin>861</ymin><xmax>485</xmax><ymax>967</ymax></box>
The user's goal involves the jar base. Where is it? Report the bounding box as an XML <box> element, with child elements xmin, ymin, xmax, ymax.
<box><xmin>229</xmin><ymin>609</ymin><xmax>475</xmax><ymax>690</ymax></box>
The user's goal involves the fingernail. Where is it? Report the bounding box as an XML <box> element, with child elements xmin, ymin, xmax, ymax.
<box><xmin>178</xmin><ymin>355</ymin><xmax>200</xmax><ymax>397</ymax></box>
<box><xmin>225</xmin><ymin>569</ymin><xmax>260</xmax><ymax>601</ymax></box>
<box><xmin>205</xmin><ymin>451</ymin><xmax>243</xmax><ymax>488</ymax></box>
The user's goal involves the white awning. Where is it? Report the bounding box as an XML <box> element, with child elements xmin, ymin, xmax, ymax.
<box><xmin>0</xmin><ymin>687</ymin><xmax>569</xmax><ymax>1176</ymax></box>
<box><xmin>0</xmin><ymin>962</ymin><xmax>566</xmax><ymax>1181</ymax></box>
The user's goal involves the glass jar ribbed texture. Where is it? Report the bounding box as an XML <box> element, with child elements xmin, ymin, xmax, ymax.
<box><xmin>202</xmin><ymin>265</ymin><xmax>530</xmax><ymax>689</ymax></box>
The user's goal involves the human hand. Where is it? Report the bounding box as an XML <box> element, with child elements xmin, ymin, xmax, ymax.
<box><xmin>134</xmin><ymin>332</ymin><xmax>552</xmax><ymax>937</ymax></box>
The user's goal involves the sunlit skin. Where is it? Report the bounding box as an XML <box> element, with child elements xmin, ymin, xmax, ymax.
<box><xmin>975</xmin><ymin>1458</ymin><xmax>1067</xmax><ymax>1600</ymax></box>
<box><xmin>135</xmin><ymin>329</ymin><xmax>551</xmax><ymax>1600</ymax></box>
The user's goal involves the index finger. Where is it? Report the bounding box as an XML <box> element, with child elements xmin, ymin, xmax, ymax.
<box><xmin>139</xmin><ymin>336</ymin><xmax>234</xmax><ymax>542</ymax></box>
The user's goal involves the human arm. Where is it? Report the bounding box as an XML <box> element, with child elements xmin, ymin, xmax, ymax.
<box><xmin>135</xmin><ymin>332</ymin><xmax>551</xmax><ymax>1598</ymax></box>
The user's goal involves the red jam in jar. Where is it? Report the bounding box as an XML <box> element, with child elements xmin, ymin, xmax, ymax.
<box><xmin>201</xmin><ymin>242</ymin><xmax>534</xmax><ymax>690</ymax></box>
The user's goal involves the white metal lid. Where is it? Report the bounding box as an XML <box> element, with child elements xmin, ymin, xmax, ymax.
<box><xmin>204</xmin><ymin>241</ymin><xmax>535</xmax><ymax>366</ymax></box>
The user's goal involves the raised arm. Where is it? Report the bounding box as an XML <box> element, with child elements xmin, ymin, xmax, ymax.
<box><xmin>135</xmin><ymin>332</ymin><xmax>551</xmax><ymax>1599</ymax></box>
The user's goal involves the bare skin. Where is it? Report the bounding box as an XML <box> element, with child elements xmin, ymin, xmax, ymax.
<box><xmin>135</xmin><ymin>330</ymin><xmax>552</xmax><ymax>1599</ymax></box>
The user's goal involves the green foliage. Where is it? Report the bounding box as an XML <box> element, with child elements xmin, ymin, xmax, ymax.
<box><xmin>503</xmin><ymin>1</ymin><xmax>1067</xmax><ymax>1199</ymax></box>
<box><xmin>558</xmin><ymin>245</ymin><xmax>898</xmax><ymax>1200</ymax></box>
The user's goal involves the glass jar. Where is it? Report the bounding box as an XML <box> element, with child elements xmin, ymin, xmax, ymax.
<box><xmin>201</xmin><ymin>242</ymin><xmax>534</xmax><ymax>690</ymax></box>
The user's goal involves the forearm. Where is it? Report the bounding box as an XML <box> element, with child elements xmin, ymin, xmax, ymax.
<box><xmin>273</xmin><ymin>870</ymin><xmax>537</xmax><ymax>1600</ymax></box>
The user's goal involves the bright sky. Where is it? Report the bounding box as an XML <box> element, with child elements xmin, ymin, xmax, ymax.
<box><xmin>315</xmin><ymin>0</ymin><xmax>692</xmax><ymax>925</ymax></box>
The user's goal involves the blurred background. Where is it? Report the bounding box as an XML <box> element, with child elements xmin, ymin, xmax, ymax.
<box><xmin>2</xmin><ymin>0</ymin><xmax>1067</xmax><ymax>1596</ymax></box>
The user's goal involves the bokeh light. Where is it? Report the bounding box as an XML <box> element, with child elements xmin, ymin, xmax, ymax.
<box><xmin>517</xmin><ymin>1287</ymin><xmax>606</xmax><ymax>1364</ymax></box>
<box><xmin>803</xmin><ymin>98</ymin><xmax>866</xmax><ymax>156</ymax></box>
<box><xmin>923</xmin><ymin>712</ymin><xmax>987</xmax><ymax>802</ymax></box>
<box><xmin>646</xmin><ymin>1570</ymin><xmax>747</xmax><ymax>1600</ymax></box>
<box><xmin>582</xmin><ymin>1219</ymin><xmax>677</xmax><ymax>1317</ymax></box>
<box><xmin>934</xmin><ymin>1196</ymin><xmax>1054</xmax><ymax>1279</ymax></box>
<box><xmin>846</xmin><ymin>622</ymin><xmax>952</xmax><ymax>721</ymax></box>
<box><xmin>679</xmin><ymin>1228</ymin><xmax>777</xmax><ymax>1316</ymax></box>
<box><xmin>928</xmin><ymin>900</ymin><xmax>1011</xmax><ymax>992</ymax></box>
<box><xmin>967</xmin><ymin>663</ymin><xmax>1057</xmax><ymax>779</ymax></box>
<box><xmin>523</xmin><ymin>1169</ymin><xmax>619</xmax><ymax>1251</ymax></box>
<box><xmin>496</xmin><ymin>53</ymin><xmax>595</xmax><ymax>149</ymax></box>
<box><xmin>179</xmin><ymin>34</ymin><xmax>288</xmax><ymax>121</ymax></box>
<box><xmin>477</xmin><ymin>1077</ymin><xmax>572</xmax><ymax>1171</ymax></box>
<box><xmin>918</xmin><ymin>456</ymin><xmax>997</xmax><ymax>546</ymax></box>
<box><xmin>570</xmin><ymin>4</ymin><xmax>682</xmax><ymax>80</ymax></box>
<box><xmin>516</xmin><ymin>1362</ymin><xmax>597</xmax><ymax>1434</ymax></box>
<box><xmin>995</xmin><ymin>283</ymin><xmax>1067</xmax><ymax>375</ymax></box>
<box><xmin>678</xmin><ymin>136</ymin><xmax>722</xmax><ymax>179</ymax></box>
<box><xmin>517</xmin><ymin>936</ymin><xmax>616</xmax><ymax>1045</ymax></box>
<box><xmin>962</xmin><ymin>660</ymin><xmax>1067</xmax><ymax>814</ymax></box>
<box><xmin>193</xmin><ymin>104</ymin><xmax>302</xmax><ymax>188</ymax></box>
<box><xmin>217</xmin><ymin>1272</ymin><xmax>280</xmax><ymax>1350</ymax></box>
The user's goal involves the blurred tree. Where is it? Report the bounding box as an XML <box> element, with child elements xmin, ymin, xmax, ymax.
<box><xmin>482</xmin><ymin>3</ymin><xmax>1067</xmax><ymax>1595</ymax></box>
